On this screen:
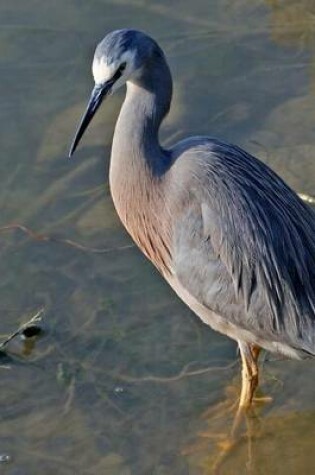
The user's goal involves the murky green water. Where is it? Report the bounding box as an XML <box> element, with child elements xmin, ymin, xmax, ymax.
<box><xmin>0</xmin><ymin>1</ymin><xmax>315</xmax><ymax>473</ymax></box>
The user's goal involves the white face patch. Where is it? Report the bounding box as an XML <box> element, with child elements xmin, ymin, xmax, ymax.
<box><xmin>92</xmin><ymin>57</ymin><xmax>113</xmax><ymax>85</ymax></box>
<box><xmin>92</xmin><ymin>50</ymin><xmax>136</xmax><ymax>89</ymax></box>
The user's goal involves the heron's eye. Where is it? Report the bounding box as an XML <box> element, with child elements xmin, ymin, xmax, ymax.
<box><xmin>118</xmin><ymin>62</ymin><xmax>127</xmax><ymax>74</ymax></box>
<box><xmin>112</xmin><ymin>62</ymin><xmax>127</xmax><ymax>82</ymax></box>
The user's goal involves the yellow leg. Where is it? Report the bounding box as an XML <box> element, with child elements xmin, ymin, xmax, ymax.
<box><xmin>238</xmin><ymin>342</ymin><xmax>261</xmax><ymax>409</ymax></box>
<box><xmin>183</xmin><ymin>344</ymin><xmax>266</xmax><ymax>473</ymax></box>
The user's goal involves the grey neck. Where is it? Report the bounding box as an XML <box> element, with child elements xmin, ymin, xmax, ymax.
<box><xmin>109</xmin><ymin>53</ymin><xmax>173</xmax><ymax>275</ymax></box>
<box><xmin>110</xmin><ymin>52</ymin><xmax>173</xmax><ymax>179</ymax></box>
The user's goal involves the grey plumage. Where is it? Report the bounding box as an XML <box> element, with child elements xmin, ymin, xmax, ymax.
<box><xmin>70</xmin><ymin>29</ymin><xmax>315</xmax><ymax>405</ymax></box>
<box><xmin>171</xmin><ymin>138</ymin><xmax>315</xmax><ymax>356</ymax></box>
<box><xmin>94</xmin><ymin>29</ymin><xmax>164</xmax><ymax>70</ymax></box>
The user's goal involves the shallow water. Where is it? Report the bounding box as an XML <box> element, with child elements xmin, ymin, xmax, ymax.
<box><xmin>0</xmin><ymin>1</ymin><xmax>314</xmax><ymax>474</ymax></box>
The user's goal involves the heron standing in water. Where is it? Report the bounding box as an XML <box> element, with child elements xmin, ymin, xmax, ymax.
<box><xmin>69</xmin><ymin>29</ymin><xmax>315</xmax><ymax>410</ymax></box>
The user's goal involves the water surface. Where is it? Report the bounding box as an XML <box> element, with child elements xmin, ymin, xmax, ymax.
<box><xmin>0</xmin><ymin>1</ymin><xmax>315</xmax><ymax>473</ymax></box>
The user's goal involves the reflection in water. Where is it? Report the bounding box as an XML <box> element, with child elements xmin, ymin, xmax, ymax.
<box><xmin>265</xmin><ymin>0</ymin><xmax>315</xmax><ymax>91</ymax></box>
<box><xmin>0</xmin><ymin>0</ymin><xmax>314</xmax><ymax>473</ymax></box>
<box><xmin>184</xmin><ymin>402</ymin><xmax>315</xmax><ymax>474</ymax></box>
<box><xmin>266</xmin><ymin>0</ymin><xmax>315</xmax><ymax>48</ymax></box>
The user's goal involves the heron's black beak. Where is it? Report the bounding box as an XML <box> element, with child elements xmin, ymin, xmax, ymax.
<box><xmin>69</xmin><ymin>80</ymin><xmax>114</xmax><ymax>157</ymax></box>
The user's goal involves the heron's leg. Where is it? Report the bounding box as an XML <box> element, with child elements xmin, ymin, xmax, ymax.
<box><xmin>238</xmin><ymin>341</ymin><xmax>261</xmax><ymax>409</ymax></box>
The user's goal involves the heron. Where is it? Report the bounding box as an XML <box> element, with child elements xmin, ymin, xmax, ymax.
<box><xmin>69</xmin><ymin>29</ymin><xmax>315</xmax><ymax>410</ymax></box>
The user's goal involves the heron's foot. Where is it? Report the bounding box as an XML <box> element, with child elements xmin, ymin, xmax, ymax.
<box><xmin>182</xmin><ymin>404</ymin><xmax>261</xmax><ymax>474</ymax></box>
<box><xmin>201</xmin><ymin>382</ymin><xmax>240</xmax><ymax>421</ymax></box>
<box><xmin>252</xmin><ymin>394</ymin><xmax>273</xmax><ymax>404</ymax></box>
<box><xmin>181</xmin><ymin>431</ymin><xmax>232</xmax><ymax>456</ymax></box>
<box><xmin>233</xmin><ymin>393</ymin><xmax>271</xmax><ymax>442</ymax></box>
<box><xmin>212</xmin><ymin>406</ymin><xmax>263</xmax><ymax>474</ymax></box>
<box><xmin>181</xmin><ymin>383</ymin><xmax>240</xmax><ymax>459</ymax></box>
<box><xmin>238</xmin><ymin>385</ymin><xmax>273</xmax><ymax>411</ymax></box>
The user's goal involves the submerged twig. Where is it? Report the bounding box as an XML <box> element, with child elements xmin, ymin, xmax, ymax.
<box><xmin>0</xmin><ymin>223</ymin><xmax>134</xmax><ymax>254</ymax></box>
<box><xmin>114</xmin><ymin>360</ymin><xmax>237</xmax><ymax>384</ymax></box>
<box><xmin>0</xmin><ymin>307</ymin><xmax>44</xmax><ymax>351</ymax></box>
<box><xmin>0</xmin><ymin>191</ymin><xmax>314</xmax><ymax>255</ymax></box>
<box><xmin>63</xmin><ymin>376</ymin><xmax>76</xmax><ymax>415</ymax></box>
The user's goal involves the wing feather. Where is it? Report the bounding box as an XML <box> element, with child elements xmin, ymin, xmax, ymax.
<box><xmin>173</xmin><ymin>138</ymin><xmax>315</xmax><ymax>353</ymax></box>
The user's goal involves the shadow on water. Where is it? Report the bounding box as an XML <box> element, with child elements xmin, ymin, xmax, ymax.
<box><xmin>0</xmin><ymin>0</ymin><xmax>314</xmax><ymax>473</ymax></box>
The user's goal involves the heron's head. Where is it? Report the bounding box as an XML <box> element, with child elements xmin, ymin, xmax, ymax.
<box><xmin>69</xmin><ymin>29</ymin><xmax>161</xmax><ymax>156</ymax></box>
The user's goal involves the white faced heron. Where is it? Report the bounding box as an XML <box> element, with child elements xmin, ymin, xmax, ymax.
<box><xmin>69</xmin><ymin>29</ymin><xmax>315</xmax><ymax>410</ymax></box>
